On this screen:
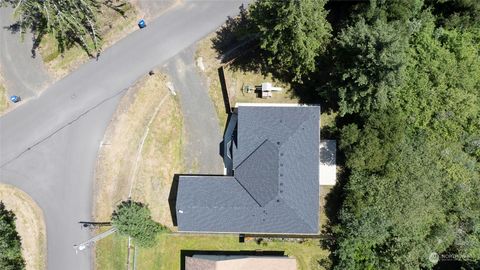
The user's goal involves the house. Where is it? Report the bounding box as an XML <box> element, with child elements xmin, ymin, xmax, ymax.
<box><xmin>185</xmin><ymin>254</ymin><xmax>297</xmax><ymax>270</ymax></box>
<box><xmin>176</xmin><ymin>104</ymin><xmax>320</xmax><ymax>234</ymax></box>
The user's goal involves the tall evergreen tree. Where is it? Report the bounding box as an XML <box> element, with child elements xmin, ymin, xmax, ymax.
<box><xmin>333</xmin><ymin>18</ymin><xmax>409</xmax><ymax>116</ymax></box>
<box><xmin>333</xmin><ymin>13</ymin><xmax>480</xmax><ymax>269</ymax></box>
<box><xmin>0</xmin><ymin>202</ymin><xmax>25</xmax><ymax>270</ymax></box>
<box><xmin>1</xmin><ymin>0</ymin><xmax>121</xmax><ymax>56</ymax></box>
<box><xmin>248</xmin><ymin>0</ymin><xmax>331</xmax><ymax>81</ymax></box>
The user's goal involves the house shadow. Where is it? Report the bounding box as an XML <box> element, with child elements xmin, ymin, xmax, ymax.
<box><xmin>168</xmin><ymin>174</ymin><xmax>180</xmax><ymax>227</ymax></box>
<box><xmin>180</xmin><ymin>250</ymin><xmax>286</xmax><ymax>270</ymax></box>
<box><xmin>217</xmin><ymin>66</ymin><xmax>232</xmax><ymax>115</ymax></box>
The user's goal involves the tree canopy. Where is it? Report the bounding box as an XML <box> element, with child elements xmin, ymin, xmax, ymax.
<box><xmin>111</xmin><ymin>200</ymin><xmax>167</xmax><ymax>248</ymax></box>
<box><xmin>241</xmin><ymin>0</ymin><xmax>480</xmax><ymax>268</ymax></box>
<box><xmin>0</xmin><ymin>202</ymin><xmax>25</xmax><ymax>270</ymax></box>
<box><xmin>248</xmin><ymin>0</ymin><xmax>331</xmax><ymax>81</ymax></box>
<box><xmin>1</xmin><ymin>0</ymin><xmax>126</xmax><ymax>56</ymax></box>
<box><xmin>332</xmin><ymin>4</ymin><xmax>480</xmax><ymax>269</ymax></box>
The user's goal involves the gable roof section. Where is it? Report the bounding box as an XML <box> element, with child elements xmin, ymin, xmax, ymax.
<box><xmin>234</xmin><ymin>140</ymin><xmax>279</xmax><ymax>206</ymax></box>
<box><xmin>176</xmin><ymin>105</ymin><xmax>320</xmax><ymax>234</ymax></box>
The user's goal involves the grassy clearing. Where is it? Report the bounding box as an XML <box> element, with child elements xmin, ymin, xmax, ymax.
<box><xmin>0</xmin><ymin>184</ymin><xmax>47</xmax><ymax>270</ymax></box>
<box><xmin>98</xmin><ymin>233</ymin><xmax>329</xmax><ymax>270</ymax></box>
<box><xmin>95</xmin><ymin>228</ymin><xmax>129</xmax><ymax>270</ymax></box>
<box><xmin>39</xmin><ymin>3</ymin><xmax>138</xmax><ymax>79</ymax></box>
<box><xmin>140</xmin><ymin>234</ymin><xmax>328</xmax><ymax>270</ymax></box>
<box><xmin>93</xmin><ymin>72</ymin><xmax>182</xmax><ymax>223</ymax></box>
<box><xmin>94</xmin><ymin>71</ymin><xmax>184</xmax><ymax>269</ymax></box>
<box><xmin>196</xmin><ymin>33</ymin><xmax>299</xmax><ymax>129</ymax></box>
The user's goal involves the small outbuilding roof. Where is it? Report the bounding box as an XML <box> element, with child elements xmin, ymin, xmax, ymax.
<box><xmin>186</xmin><ymin>255</ymin><xmax>297</xmax><ymax>270</ymax></box>
<box><xmin>176</xmin><ymin>104</ymin><xmax>320</xmax><ymax>234</ymax></box>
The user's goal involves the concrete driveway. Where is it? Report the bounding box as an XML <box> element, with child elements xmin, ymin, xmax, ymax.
<box><xmin>0</xmin><ymin>1</ymin><xmax>246</xmax><ymax>269</ymax></box>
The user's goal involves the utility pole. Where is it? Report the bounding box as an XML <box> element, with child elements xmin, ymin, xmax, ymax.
<box><xmin>74</xmin><ymin>227</ymin><xmax>117</xmax><ymax>253</ymax></box>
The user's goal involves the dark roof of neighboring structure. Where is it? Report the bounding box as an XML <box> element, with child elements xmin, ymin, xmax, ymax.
<box><xmin>176</xmin><ymin>104</ymin><xmax>320</xmax><ymax>234</ymax></box>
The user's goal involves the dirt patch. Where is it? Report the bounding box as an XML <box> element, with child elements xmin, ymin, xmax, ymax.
<box><xmin>0</xmin><ymin>184</ymin><xmax>47</xmax><ymax>270</ymax></box>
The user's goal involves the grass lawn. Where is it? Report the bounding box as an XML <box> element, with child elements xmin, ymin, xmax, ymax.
<box><xmin>39</xmin><ymin>3</ymin><xmax>138</xmax><ymax>79</ymax></box>
<box><xmin>196</xmin><ymin>33</ymin><xmax>299</xmax><ymax>130</ymax></box>
<box><xmin>97</xmin><ymin>233</ymin><xmax>329</xmax><ymax>270</ymax></box>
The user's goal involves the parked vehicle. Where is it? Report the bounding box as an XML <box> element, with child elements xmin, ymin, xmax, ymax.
<box><xmin>10</xmin><ymin>95</ymin><xmax>21</xmax><ymax>103</ymax></box>
<box><xmin>138</xmin><ymin>19</ymin><xmax>147</xmax><ymax>29</ymax></box>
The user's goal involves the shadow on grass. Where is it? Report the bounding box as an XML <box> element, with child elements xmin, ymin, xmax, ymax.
<box><xmin>210</xmin><ymin>4</ymin><xmax>350</xmax><ymax>111</ymax></box>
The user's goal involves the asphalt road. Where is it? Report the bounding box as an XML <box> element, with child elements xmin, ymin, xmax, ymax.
<box><xmin>0</xmin><ymin>7</ymin><xmax>51</xmax><ymax>98</ymax></box>
<box><xmin>165</xmin><ymin>45</ymin><xmax>224</xmax><ymax>174</ymax></box>
<box><xmin>0</xmin><ymin>1</ymin><xmax>246</xmax><ymax>269</ymax></box>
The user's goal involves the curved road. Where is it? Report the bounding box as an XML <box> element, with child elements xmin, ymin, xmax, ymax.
<box><xmin>0</xmin><ymin>7</ymin><xmax>50</xmax><ymax>98</ymax></box>
<box><xmin>0</xmin><ymin>1</ymin><xmax>245</xmax><ymax>269</ymax></box>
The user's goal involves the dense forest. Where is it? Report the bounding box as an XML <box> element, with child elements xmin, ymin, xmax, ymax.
<box><xmin>0</xmin><ymin>202</ymin><xmax>25</xmax><ymax>270</ymax></box>
<box><xmin>219</xmin><ymin>0</ymin><xmax>480</xmax><ymax>269</ymax></box>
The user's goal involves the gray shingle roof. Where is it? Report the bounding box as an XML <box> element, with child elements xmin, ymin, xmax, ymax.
<box><xmin>235</xmin><ymin>140</ymin><xmax>279</xmax><ymax>206</ymax></box>
<box><xmin>176</xmin><ymin>104</ymin><xmax>320</xmax><ymax>234</ymax></box>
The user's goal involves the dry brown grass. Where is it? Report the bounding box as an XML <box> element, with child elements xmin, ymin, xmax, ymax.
<box><xmin>195</xmin><ymin>33</ymin><xmax>299</xmax><ymax>129</ymax></box>
<box><xmin>94</xmin><ymin>71</ymin><xmax>184</xmax><ymax>269</ymax></box>
<box><xmin>0</xmin><ymin>72</ymin><xmax>9</xmax><ymax>115</ymax></box>
<box><xmin>0</xmin><ymin>184</ymin><xmax>47</xmax><ymax>270</ymax></box>
<box><xmin>93</xmin><ymin>72</ymin><xmax>183</xmax><ymax>226</ymax></box>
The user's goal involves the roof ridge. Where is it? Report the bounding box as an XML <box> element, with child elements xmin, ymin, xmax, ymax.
<box><xmin>282</xmin><ymin>199</ymin><xmax>317</xmax><ymax>232</ymax></box>
<box><xmin>233</xmin><ymin>139</ymin><xmax>278</xmax><ymax>207</ymax></box>
<box><xmin>234</xmin><ymin>139</ymin><xmax>270</xmax><ymax>170</ymax></box>
<box><xmin>282</xmin><ymin>112</ymin><xmax>317</xmax><ymax>147</ymax></box>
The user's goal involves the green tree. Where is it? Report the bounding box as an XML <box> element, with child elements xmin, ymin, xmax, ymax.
<box><xmin>367</xmin><ymin>0</ymin><xmax>424</xmax><ymax>21</ymax></box>
<box><xmin>333</xmin><ymin>18</ymin><xmax>409</xmax><ymax>116</ymax></box>
<box><xmin>329</xmin><ymin>5</ymin><xmax>480</xmax><ymax>268</ymax></box>
<box><xmin>111</xmin><ymin>200</ymin><xmax>167</xmax><ymax>248</ymax></box>
<box><xmin>248</xmin><ymin>0</ymin><xmax>331</xmax><ymax>81</ymax></box>
<box><xmin>2</xmin><ymin>0</ymin><xmax>126</xmax><ymax>56</ymax></box>
<box><xmin>335</xmin><ymin>110</ymin><xmax>480</xmax><ymax>269</ymax></box>
<box><xmin>0</xmin><ymin>202</ymin><xmax>26</xmax><ymax>270</ymax></box>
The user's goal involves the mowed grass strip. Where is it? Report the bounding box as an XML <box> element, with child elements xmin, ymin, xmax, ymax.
<box><xmin>134</xmin><ymin>234</ymin><xmax>328</xmax><ymax>270</ymax></box>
